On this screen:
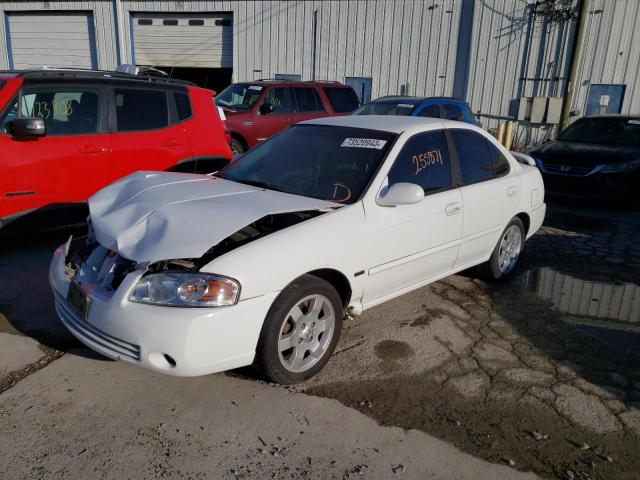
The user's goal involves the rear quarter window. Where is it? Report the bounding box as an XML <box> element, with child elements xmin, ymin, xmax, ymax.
<box><xmin>174</xmin><ymin>92</ymin><xmax>192</xmax><ymax>122</ymax></box>
<box><xmin>323</xmin><ymin>87</ymin><xmax>360</xmax><ymax>113</ymax></box>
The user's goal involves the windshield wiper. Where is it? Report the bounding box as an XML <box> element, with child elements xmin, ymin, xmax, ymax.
<box><xmin>236</xmin><ymin>179</ymin><xmax>285</xmax><ymax>192</ymax></box>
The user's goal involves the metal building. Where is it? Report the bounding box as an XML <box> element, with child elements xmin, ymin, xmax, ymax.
<box><xmin>0</xmin><ymin>0</ymin><xmax>638</xmax><ymax>146</ymax></box>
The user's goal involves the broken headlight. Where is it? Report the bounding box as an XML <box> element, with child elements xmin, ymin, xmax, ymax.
<box><xmin>129</xmin><ymin>272</ymin><xmax>240</xmax><ymax>307</ymax></box>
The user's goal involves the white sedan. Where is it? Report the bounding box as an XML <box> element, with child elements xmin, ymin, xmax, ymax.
<box><xmin>50</xmin><ymin>116</ymin><xmax>545</xmax><ymax>383</ymax></box>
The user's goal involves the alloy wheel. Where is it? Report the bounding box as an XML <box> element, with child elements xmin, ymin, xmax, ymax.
<box><xmin>498</xmin><ymin>224</ymin><xmax>522</xmax><ymax>273</ymax></box>
<box><xmin>277</xmin><ymin>294</ymin><xmax>336</xmax><ymax>373</ymax></box>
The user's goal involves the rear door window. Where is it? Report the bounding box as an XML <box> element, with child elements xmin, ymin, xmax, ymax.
<box><xmin>115</xmin><ymin>89</ymin><xmax>169</xmax><ymax>132</ymax></box>
<box><xmin>323</xmin><ymin>87</ymin><xmax>360</xmax><ymax>113</ymax></box>
<box><xmin>417</xmin><ymin>104</ymin><xmax>441</xmax><ymax>118</ymax></box>
<box><xmin>450</xmin><ymin>130</ymin><xmax>495</xmax><ymax>184</ymax></box>
<box><xmin>17</xmin><ymin>87</ymin><xmax>101</xmax><ymax>135</ymax></box>
<box><xmin>387</xmin><ymin>130</ymin><xmax>452</xmax><ymax>194</ymax></box>
<box><xmin>262</xmin><ymin>87</ymin><xmax>293</xmax><ymax>114</ymax></box>
<box><xmin>292</xmin><ymin>87</ymin><xmax>325</xmax><ymax>113</ymax></box>
<box><xmin>442</xmin><ymin>104</ymin><xmax>464</xmax><ymax>121</ymax></box>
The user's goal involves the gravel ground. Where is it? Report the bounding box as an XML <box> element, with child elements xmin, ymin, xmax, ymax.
<box><xmin>294</xmin><ymin>204</ymin><xmax>640</xmax><ymax>480</ymax></box>
<box><xmin>1</xmin><ymin>201</ymin><xmax>639</xmax><ymax>479</ymax></box>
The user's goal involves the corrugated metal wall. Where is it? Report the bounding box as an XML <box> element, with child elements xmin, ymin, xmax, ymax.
<box><xmin>572</xmin><ymin>0</ymin><xmax>640</xmax><ymax>116</ymax></box>
<box><xmin>464</xmin><ymin>0</ymin><xmax>578</xmax><ymax>145</ymax></box>
<box><xmin>118</xmin><ymin>0</ymin><xmax>461</xmax><ymax>100</ymax></box>
<box><xmin>0</xmin><ymin>0</ymin><xmax>638</xmax><ymax>147</ymax></box>
<box><xmin>0</xmin><ymin>1</ymin><xmax>119</xmax><ymax>70</ymax></box>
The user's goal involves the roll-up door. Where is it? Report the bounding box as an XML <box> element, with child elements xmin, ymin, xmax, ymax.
<box><xmin>6</xmin><ymin>12</ymin><xmax>98</xmax><ymax>69</ymax></box>
<box><xmin>131</xmin><ymin>13</ymin><xmax>232</xmax><ymax>68</ymax></box>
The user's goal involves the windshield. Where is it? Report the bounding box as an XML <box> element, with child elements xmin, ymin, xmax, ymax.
<box><xmin>352</xmin><ymin>102</ymin><xmax>416</xmax><ymax>116</ymax></box>
<box><xmin>215</xmin><ymin>83</ymin><xmax>263</xmax><ymax>110</ymax></box>
<box><xmin>558</xmin><ymin>117</ymin><xmax>640</xmax><ymax>146</ymax></box>
<box><xmin>218</xmin><ymin>125</ymin><xmax>397</xmax><ymax>204</ymax></box>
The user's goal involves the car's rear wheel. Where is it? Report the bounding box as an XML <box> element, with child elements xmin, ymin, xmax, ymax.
<box><xmin>478</xmin><ymin>217</ymin><xmax>525</xmax><ymax>281</ymax></box>
<box><xmin>230</xmin><ymin>137</ymin><xmax>245</xmax><ymax>158</ymax></box>
<box><xmin>255</xmin><ymin>275</ymin><xmax>343</xmax><ymax>384</ymax></box>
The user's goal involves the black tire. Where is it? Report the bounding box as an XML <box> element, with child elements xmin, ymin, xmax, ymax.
<box><xmin>478</xmin><ymin>217</ymin><xmax>525</xmax><ymax>281</ymax></box>
<box><xmin>254</xmin><ymin>274</ymin><xmax>343</xmax><ymax>384</ymax></box>
<box><xmin>230</xmin><ymin>137</ymin><xmax>245</xmax><ymax>157</ymax></box>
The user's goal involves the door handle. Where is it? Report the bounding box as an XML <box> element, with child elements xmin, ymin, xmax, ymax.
<box><xmin>79</xmin><ymin>145</ymin><xmax>107</xmax><ymax>154</ymax></box>
<box><xmin>507</xmin><ymin>186</ymin><xmax>519</xmax><ymax>198</ymax></box>
<box><xmin>445</xmin><ymin>202</ymin><xmax>461</xmax><ymax>216</ymax></box>
<box><xmin>162</xmin><ymin>139</ymin><xmax>183</xmax><ymax>147</ymax></box>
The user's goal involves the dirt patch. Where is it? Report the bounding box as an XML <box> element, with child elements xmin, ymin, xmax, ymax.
<box><xmin>409</xmin><ymin>308</ymin><xmax>450</xmax><ymax>327</ymax></box>
<box><xmin>374</xmin><ymin>340</ymin><xmax>415</xmax><ymax>374</ymax></box>
<box><xmin>298</xmin><ymin>206</ymin><xmax>640</xmax><ymax>480</ymax></box>
<box><xmin>374</xmin><ymin>340</ymin><xmax>414</xmax><ymax>361</ymax></box>
<box><xmin>307</xmin><ymin>376</ymin><xmax>640</xmax><ymax>480</ymax></box>
<box><xmin>0</xmin><ymin>347</ymin><xmax>65</xmax><ymax>393</ymax></box>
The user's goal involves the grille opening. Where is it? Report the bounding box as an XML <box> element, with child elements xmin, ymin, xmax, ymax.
<box><xmin>163</xmin><ymin>354</ymin><xmax>177</xmax><ymax>368</ymax></box>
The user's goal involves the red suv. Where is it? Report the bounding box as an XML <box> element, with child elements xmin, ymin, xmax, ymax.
<box><xmin>215</xmin><ymin>80</ymin><xmax>360</xmax><ymax>155</ymax></box>
<box><xmin>0</xmin><ymin>70</ymin><xmax>232</xmax><ymax>227</ymax></box>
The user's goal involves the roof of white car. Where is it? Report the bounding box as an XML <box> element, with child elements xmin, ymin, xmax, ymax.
<box><xmin>300</xmin><ymin>115</ymin><xmax>473</xmax><ymax>134</ymax></box>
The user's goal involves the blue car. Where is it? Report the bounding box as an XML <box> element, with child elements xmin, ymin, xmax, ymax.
<box><xmin>352</xmin><ymin>96</ymin><xmax>480</xmax><ymax>126</ymax></box>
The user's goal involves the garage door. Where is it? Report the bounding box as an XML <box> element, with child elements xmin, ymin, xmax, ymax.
<box><xmin>6</xmin><ymin>12</ymin><xmax>98</xmax><ymax>69</ymax></box>
<box><xmin>131</xmin><ymin>13</ymin><xmax>232</xmax><ymax>68</ymax></box>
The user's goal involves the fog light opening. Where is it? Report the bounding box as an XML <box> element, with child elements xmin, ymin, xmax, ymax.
<box><xmin>163</xmin><ymin>354</ymin><xmax>176</xmax><ymax>368</ymax></box>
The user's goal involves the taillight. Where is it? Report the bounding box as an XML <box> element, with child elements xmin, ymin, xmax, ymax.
<box><xmin>224</xmin><ymin>129</ymin><xmax>232</xmax><ymax>146</ymax></box>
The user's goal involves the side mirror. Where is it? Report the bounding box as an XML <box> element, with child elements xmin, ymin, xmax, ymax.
<box><xmin>10</xmin><ymin>117</ymin><xmax>46</xmax><ymax>139</ymax></box>
<box><xmin>510</xmin><ymin>152</ymin><xmax>536</xmax><ymax>166</ymax></box>
<box><xmin>259</xmin><ymin>103</ymin><xmax>273</xmax><ymax>115</ymax></box>
<box><xmin>376</xmin><ymin>182</ymin><xmax>424</xmax><ymax>207</ymax></box>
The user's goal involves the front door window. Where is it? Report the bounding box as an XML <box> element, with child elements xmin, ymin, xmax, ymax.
<box><xmin>19</xmin><ymin>88</ymin><xmax>100</xmax><ymax>135</ymax></box>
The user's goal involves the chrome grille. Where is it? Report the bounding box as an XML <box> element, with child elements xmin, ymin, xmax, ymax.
<box><xmin>55</xmin><ymin>291</ymin><xmax>140</xmax><ymax>361</ymax></box>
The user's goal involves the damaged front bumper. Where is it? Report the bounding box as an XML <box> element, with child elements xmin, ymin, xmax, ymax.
<box><xmin>49</xmin><ymin>241</ymin><xmax>279</xmax><ymax>376</ymax></box>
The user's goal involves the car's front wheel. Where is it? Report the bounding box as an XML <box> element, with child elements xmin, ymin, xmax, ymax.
<box><xmin>478</xmin><ymin>217</ymin><xmax>525</xmax><ymax>280</ymax></box>
<box><xmin>230</xmin><ymin>137</ymin><xmax>245</xmax><ymax>158</ymax></box>
<box><xmin>255</xmin><ymin>275</ymin><xmax>343</xmax><ymax>384</ymax></box>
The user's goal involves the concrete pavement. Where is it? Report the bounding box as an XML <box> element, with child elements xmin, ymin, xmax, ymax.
<box><xmin>1</xmin><ymin>351</ymin><xmax>538</xmax><ymax>480</ymax></box>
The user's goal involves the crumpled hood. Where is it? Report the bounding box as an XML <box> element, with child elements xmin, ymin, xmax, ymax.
<box><xmin>89</xmin><ymin>171</ymin><xmax>339</xmax><ymax>263</ymax></box>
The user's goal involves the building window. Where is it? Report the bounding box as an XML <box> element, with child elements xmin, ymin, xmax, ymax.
<box><xmin>137</xmin><ymin>19</ymin><xmax>152</xmax><ymax>25</ymax></box>
<box><xmin>274</xmin><ymin>74</ymin><xmax>301</xmax><ymax>81</ymax></box>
